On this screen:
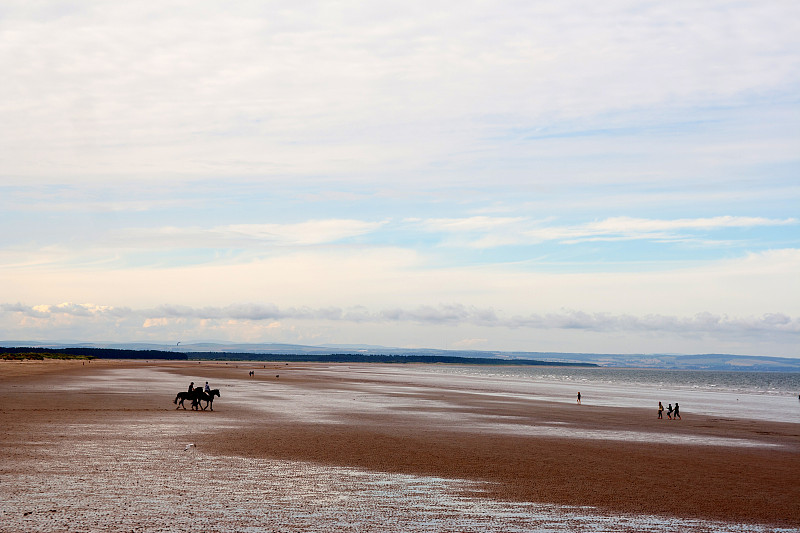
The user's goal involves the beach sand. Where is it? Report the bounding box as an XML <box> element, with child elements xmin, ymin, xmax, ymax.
<box><xmin>1</xmin><ymin>359</ymin><xmax>799</xmax><ymax>531</ymax></box>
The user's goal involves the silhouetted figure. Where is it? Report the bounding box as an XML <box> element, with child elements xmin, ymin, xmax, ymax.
<box><xmin>674</xmin><ymin>402</ymin><xmax>681</xmax><ymax>420</ymax></box>
<box><xmin>667</xmin><ymin>403</ymin><xmax>673</xmax><ymax>420</ymax></box>
<box><xmin>577</xmin><ymin>392</ymin><xmax>581</xmax><ymax>404</ymax></box>
<box><xmin>658</xmin><ymin>402</ymin><xmax>664</xmax><ymax>419</ymax></box>
<box><xmin>204</xmin><ymin>381</ymin><xmax>210</xmax><ymax>393</ymax></box>
<box><xmin>188</xmin><ymin>382</ymin><xmax>194</xmax><ymax>393</ymax></box>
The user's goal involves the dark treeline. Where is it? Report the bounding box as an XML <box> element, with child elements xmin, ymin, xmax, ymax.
<box><xmin>1</xmin><ymin>346</ymin><xmax>188</xmax><ymax>360</ymax></box>
<box><xmin>1</xmin><ymin>351</ymin><xmax>95</xmax><ymax>361</ymax></box>
<box><xmin>0</xmin><ymin>346</ymin><xmax>597</xmax><ymax>366</ymax></box>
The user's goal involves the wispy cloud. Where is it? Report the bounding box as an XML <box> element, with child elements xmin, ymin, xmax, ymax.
<box><xmin>221</xmin><ymin>220</ymin><xmax>387</xmax><ymax>246</ymax></box>
<box><xmin>415</xmin><ymin>215</ymin><xmax>798</xmax><ymax>248</ymax></box>
<box><xmin>1</xmin><ymin>219</ymin><xmax>388</xmax><ymax>258</ymax></box>
<box><xmin>119</xmin><ymin>219</ymin><xmax>386</xmax><ymax>249</ymax></box>
<box><xmin>2</xmin><ymin>1</ymin><xmax>798</xmax><ymax>184</ymax></box>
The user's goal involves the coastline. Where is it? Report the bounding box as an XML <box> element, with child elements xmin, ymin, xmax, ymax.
<box><xmin>2</xmin><ymin>360</ymin><xmax>799</xmax><ymax>529</ymax></box>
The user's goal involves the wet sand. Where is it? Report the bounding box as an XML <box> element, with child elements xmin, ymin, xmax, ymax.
<box><xmin>2</xmin><ymin>359</ymin><xmax>799</xmax><ymax>531</ymax></box>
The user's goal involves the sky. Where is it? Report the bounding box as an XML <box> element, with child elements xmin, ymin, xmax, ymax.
<box><xmin>1</xmin><ymin>0</ymin><xmax>799</xmax><ymax>357</ymax></box>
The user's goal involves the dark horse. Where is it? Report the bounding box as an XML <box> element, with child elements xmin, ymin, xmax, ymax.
<box><xmin>173</xmin><ymin>388</ymin><xmax>220</xmax><ymax>411</ymax></box>
<box><xmin>196</xmin><ymin>389</ymin><xmax>220</xmax><ymax>411</ymax></box>
<box><xmin>173</xmin><ymin>389</ymin><xmax>200</xmax><ymax>410</ymax></box>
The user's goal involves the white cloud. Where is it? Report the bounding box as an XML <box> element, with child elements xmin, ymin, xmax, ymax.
<box><xmin>585</xmin><ymin>216</ymin><xmax>797</xmax><ymax>234</ymax></box>
<box><xmin>25</xmin><ymin>212</ymin><xmax>793</xmax><ymax>269</ymax></box>
<box><xmin>415</xmin><ymin>215</ymin><xmax>798</xmax><ymax>248</ymax></box>
<box><xmin>2</xmin><ymin>302</ymin><xmax>797</xmax><ymax>346</ymax></box>
<box><xmin>1</xmin><ymin>1</ymin><xmax>798</xmax><ymax>184</ymax></box>
<box><xmin>222</xmin><ymin>220</ymin><xmax>386</xmax><ymax>245</ymax></box>
<box><xmin>9</xmin><ymin>219</ymin><xmax>388</xmax><ymax>255</ymax></box>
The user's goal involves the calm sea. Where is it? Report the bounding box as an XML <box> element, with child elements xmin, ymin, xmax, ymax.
<box><xmin>422</xmin><ymin>366</ymin><xmax>800</xmax><ymax>423</ymax></box>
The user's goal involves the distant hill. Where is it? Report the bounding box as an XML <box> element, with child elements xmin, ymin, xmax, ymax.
<box><xmin>2</xmin><ymin>341</ymin><xmax>799</xmax><ymax>371</ymax></box>
<box><xmin>0</xmin><ymin>344</ymin><xmax>593</xmax><ymax>367</ymax></box>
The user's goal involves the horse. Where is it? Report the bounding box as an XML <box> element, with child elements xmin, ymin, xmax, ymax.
<box><xmin>173</xmin><ymin>388</ymin><xmax>220</xmax><ymax>410</ymax></box>
<box><xmin>195</xmin><ymin>389</ymin><xmax>220</xmax><ymax>411</ymax></box>
<box><xmin>174</xmin><ymin>389</ymin><xmax>201</xmax><ymax>410</ymax></box>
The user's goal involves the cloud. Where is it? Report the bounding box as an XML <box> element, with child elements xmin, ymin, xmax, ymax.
<box><xmin>502</xmin><ymin>310</ymin><xmax>800</xmax><ymax>338</ymax></box>
<box><xmin>2</xmin><ymin>1</ymin><xmax>798</xmax><ymax>184</ymax></box>
<box><xmin>221</xmin><ymin>220</ymin><xmax>387</xmax><ymax>246</ymax></box>
<box><xmin>45</xmin><ymin>219</ymin><xmax>388</xmax><ymax>253</ymax></box>
<box><xmin>583</xmin><ymin>216</ymin><xmax>797</xmax><ymax>234</ymax></box>
<box><xmin>414</xmin><ymin>215</ymin><xmax>798</xmax><ymax>248</ymax></box>
<box><xmin>2</xmin><ymin>302</ymin><xmax>797</xmax><ymax>340</ymax></box>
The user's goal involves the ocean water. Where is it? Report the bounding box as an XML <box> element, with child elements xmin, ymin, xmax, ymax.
<box><xmin>418</xmin><ymin>366</ymin><xmax>800</xmax><ymax>423</ymax></box>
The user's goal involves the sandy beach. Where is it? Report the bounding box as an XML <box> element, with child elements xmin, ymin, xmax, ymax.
<box><xmin>1</xmin><ymin>359</ymin><xmax>799</xmax><ymax>532</ymax></box>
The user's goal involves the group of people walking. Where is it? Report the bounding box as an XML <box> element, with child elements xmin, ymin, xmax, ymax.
<box><xmin>658</xmin><ymin>401</ymin><xmax>681</xmax><ymax>419</ymax></box>
<box><xmin>578</xmin><ymin>392</ymin><xmax>681</xmax><ymax>420</ymax></box>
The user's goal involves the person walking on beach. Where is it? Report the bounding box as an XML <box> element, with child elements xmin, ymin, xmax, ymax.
<box><xmin>667</xmin><ymin>403</ymin><xmax>673</xmax><ymax>420</ymax></box>
<box><xmin>658</xmin><ymin>401</ymin><xmax>664</xmax><ymax>419</ymax></box>
<box><xmin>673</xmin><ymin>402</ymin><xmax>681</xmax><ymax>420</ymax></box>
<box><xmin>577</xmin><ymin>392</ymin><xmax>581</xmax><ymax>404</ymax></box>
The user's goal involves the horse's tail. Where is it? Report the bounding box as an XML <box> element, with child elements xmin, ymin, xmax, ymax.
<box><xmin>173</xmin><ymin>395</ymin><xmax>178</xmax><ymax>404</ymax></box>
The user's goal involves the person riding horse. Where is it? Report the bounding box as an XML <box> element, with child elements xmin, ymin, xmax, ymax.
<box><xmin>175</xmin><ymin>384</ymin><xmax>203</xmax><ymax>410</ymax></box>
<box><xmin>174</xmin><ymin>386</ymin><xmax>221</xmax><ymax>411</ymax></box>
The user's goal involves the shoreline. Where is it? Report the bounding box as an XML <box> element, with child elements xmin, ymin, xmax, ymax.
<box><xmin>2</xmin><ymin>360</ymin><xmax>799</xmax><ymax>528</ymax></box>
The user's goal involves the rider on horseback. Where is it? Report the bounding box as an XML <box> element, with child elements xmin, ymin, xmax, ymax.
<box><xmin>175</xmin><ymin>383</ymin><xmax>219</xmax><ymax>411</ymax></box>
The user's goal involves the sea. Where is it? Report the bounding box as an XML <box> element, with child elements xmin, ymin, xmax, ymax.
<box><xmin>419</xmin><ymin>365</ymin><xmax>800</xmax><ymax>424</ymax></box>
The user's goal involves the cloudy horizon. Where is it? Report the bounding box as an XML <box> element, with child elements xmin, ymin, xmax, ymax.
<box><xmin>1</xmin><ymin>1</ymin><xmax>798</xmax><ymax>357</ymax></box>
